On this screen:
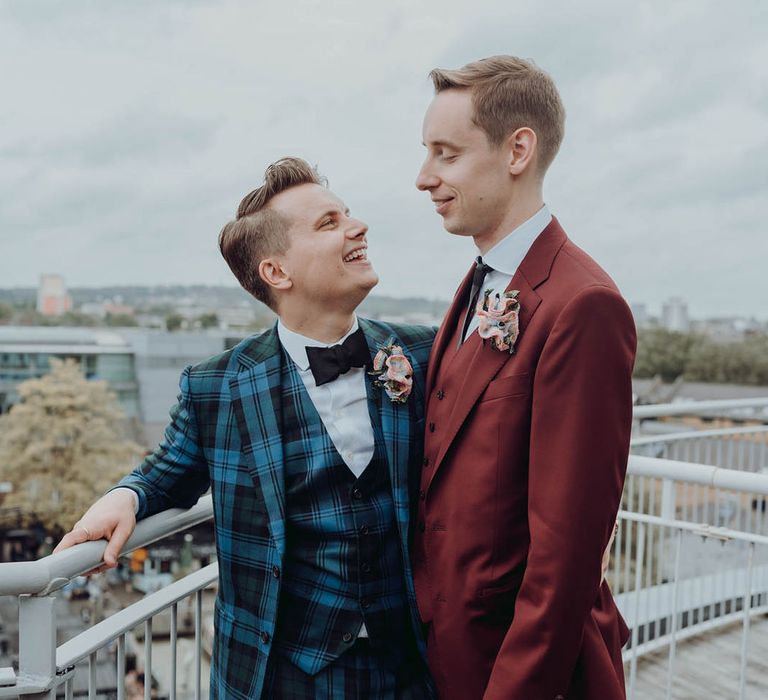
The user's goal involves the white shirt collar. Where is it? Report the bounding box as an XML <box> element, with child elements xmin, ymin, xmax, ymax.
<box><xmin>277</xmin><ymin>317</ymin><xmax>360</xmax><ymax>372</ymax></box>
<box><xmin>479</xmin><ymin>204</ymin><xmax>552</xmax><ymax>276</ymax></box>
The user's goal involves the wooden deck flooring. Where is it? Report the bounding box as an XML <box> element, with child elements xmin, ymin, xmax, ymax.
<box><xmin>627</xmin><ymin>615</ymin><xmax>768</xmax><ymax>699</ymax></box>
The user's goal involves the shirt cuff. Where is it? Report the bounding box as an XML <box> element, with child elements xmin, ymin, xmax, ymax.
<box><xmin>114</xmin><ymin>487</ymin><xmax>140</xmax><ymax>514</ymax></box>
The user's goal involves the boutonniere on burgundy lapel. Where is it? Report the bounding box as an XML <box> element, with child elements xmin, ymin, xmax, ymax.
<box><xmin>477</xmin><ymin>289</ymin><xmax>521</xmax><ymax>354</ymax></box>
<box><xmin>369</xmin><ymin>340</ymin><xmax>413</xmax><ymax>404</ymax></box>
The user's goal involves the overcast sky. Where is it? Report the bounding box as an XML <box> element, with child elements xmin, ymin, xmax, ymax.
<box><xmin>0</xmin><ymin>0</ymin><xmax>765</xmax><ymax>319</ymax></box>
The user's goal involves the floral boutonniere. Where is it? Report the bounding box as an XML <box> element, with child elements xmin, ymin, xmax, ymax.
<box><xmin>369</xmin><ymin>340</ymin><xmax>413</xmax><ymax>404</ymax></box>
<box><xmin>476</xmin><ymin>289</ymin><xmax>521</xmax><ymax>354</ymax></box>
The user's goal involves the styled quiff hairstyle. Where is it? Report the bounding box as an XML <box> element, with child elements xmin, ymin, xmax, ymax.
<box><xmin>429</xmin><ymin>55</ymin><xmax>565</xmax><ymax>175</ymax></box>
<box><xmin>218</xmin><ymin>157</ymin><xmax>325</xmax><ymax>310</ymax></box>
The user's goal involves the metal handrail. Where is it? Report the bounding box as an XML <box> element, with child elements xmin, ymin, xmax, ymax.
<box><xmin>634</xmin><ymin>397</ymin><xmax>768</xmax><ymax>419</ymax></box>
<box><xmin>627</xmin><ymin>454</ymin><xmax>768</xmax><ymax>493</ymax></box>
<box><xmin>56</xmin><ymin>563</ymin><xmax>218</xmax><ymax>669</ymax></box>
<box><xmin>632</xmin><ymin>425</ymin><xmax>768</xmax><ymax>446</ymax></box>
<box><xmin>0</xmin><ymin>494</ymin><xmax>213</xmax><ymax>596</ymax></box>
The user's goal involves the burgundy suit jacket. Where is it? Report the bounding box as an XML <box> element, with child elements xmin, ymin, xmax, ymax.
<box><xmin>412</xmin><ymin>217</ymin><xmax>636</xmax><ymax>700</ymax></box>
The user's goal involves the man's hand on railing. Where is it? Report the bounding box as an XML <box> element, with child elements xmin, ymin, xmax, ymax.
<box><xmin>53</xmin><ymin>489</ymin><xmax>137</xmax><ymax>574</ymax></box>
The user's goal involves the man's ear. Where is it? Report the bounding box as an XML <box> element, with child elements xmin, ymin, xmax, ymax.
<box><xmin>506</xmin><ymin>127</ymin><xmax>538</xmax><ymax>176</ymax></box>
<box><xmin>258</xmin><ymin>257</ymin><xmax>293</xmax><ymax>295</ymax></box>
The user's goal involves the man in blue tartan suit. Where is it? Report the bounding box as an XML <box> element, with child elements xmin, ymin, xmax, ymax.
<box><xmin>55</xmin><ymin>158</ymin><xmax>436</xmax><ymax>698</ymax></box>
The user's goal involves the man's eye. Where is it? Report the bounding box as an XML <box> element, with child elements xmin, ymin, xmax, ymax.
<box><xmin>442</xmin><ymin>154</ymin><xmax>458</xmax><ymax>163</ymax></box>
<box><xmin>322</xmin><ymin>219</ymin><xmax>334</xmax><ymax>227</ymax></box>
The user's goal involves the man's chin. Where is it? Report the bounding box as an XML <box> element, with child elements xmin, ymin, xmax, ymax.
<box><xmin>443</xmin><ymin>221</ymin><xmax>472</xmax><ymax>237</ymax></box>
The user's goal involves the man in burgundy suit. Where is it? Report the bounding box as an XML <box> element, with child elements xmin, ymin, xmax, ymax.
<box><xmin>412</xmin><ymin>56</ymin><xmax>636</xmax><ymax>699</ymax></box>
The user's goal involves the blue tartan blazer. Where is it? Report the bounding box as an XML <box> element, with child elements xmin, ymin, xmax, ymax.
<box><xmin>118</xmin><ymin>318</ymin><xmax>436</xmax><ymax>699</ymax></box>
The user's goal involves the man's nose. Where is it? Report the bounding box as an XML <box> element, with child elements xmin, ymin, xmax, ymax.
<box><xmin>415</xmin><ymin>162</ymin><xmax>438</xmax><ymax>191</ymax></box>
<box><xmin>346</xmin><ymin>218</ymin><xmax>368</xmax><ymax>239</ymax></box>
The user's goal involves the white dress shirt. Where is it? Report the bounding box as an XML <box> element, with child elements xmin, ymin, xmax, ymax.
<box><xmin>463</xmin><ymin>204</ymin><xmax>552</xmax><ymax>342</ymax></box>
<box><xmin>276</xmin><ymin>317</ymin><xmax>375</xmax><ymax>478</ymax></box>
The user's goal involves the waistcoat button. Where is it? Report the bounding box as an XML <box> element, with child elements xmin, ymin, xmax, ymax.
<box><xmin>260</xmin><ymin>631</ymin><xmax>270</xmax><ymax>644</ymax></box>
<box><xmin>437</xmin><ymin>390</ymin><xmax>444</xmax><ymax>400</ymax></box>
<box><xmin>272</xmin><ymin>565</ymin><xmax>280</xmax><ymax>579</ymax></box>
<box><xmin>428</xmin><ymin>423</ymin><xmax>435</xmax><ymax>432</ymax></box>
<box><xmin>342</xmin><ymin>632</ymin><xmax>353</xmax><ymax>643</ymax></box>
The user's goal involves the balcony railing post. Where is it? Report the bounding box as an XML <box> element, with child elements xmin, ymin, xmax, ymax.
<box><xmin>660</xmin><ymin>478</ymin><xmax>676</xmax><ymax>521</ymax></box>
<box><xmin>18</xmin><ymin>594</ymin><xmax>57</xmax><ymax>699</ymax></box>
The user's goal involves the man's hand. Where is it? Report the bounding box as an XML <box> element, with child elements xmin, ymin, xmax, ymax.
<box><xmin>601</xmin><ymin>521</ymin><xmax>619</xmax><ymax>583</ymax></box>
<box><xmin>53</xmin><ymin>489</ymin><xmax>137</xmax><ymax>573</ymax></box>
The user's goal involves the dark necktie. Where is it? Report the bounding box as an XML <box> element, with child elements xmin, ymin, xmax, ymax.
<box><xmin>306</xmin><ymin>327</ymin><xmax>371</xmax><ymax>386</ymax></box>
<box><xmin>458</xmin><ymin>256</ymin><xmax>494</xmax><ymax>348</ymax></box>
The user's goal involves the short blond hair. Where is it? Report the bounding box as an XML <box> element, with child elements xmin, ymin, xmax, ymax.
<box><xmin>429</xmin><ymin>55</ymin><xmax>565</xmax><ymax>175</ymax></box>
<box><xmin>218</xmin><ymin>157</ymin><xmax>325</xmax><ymax>310</ymax></box>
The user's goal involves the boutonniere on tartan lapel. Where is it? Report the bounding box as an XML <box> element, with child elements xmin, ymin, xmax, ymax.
<box><xmin>369</xmin><ymin>339</ymin><xmax>413</xmax><ymax>404</ymax></box>
<box><xmin>477</xmin><ymin>289</ymin><xmax>521</xmax><ymax>354</ymax></box>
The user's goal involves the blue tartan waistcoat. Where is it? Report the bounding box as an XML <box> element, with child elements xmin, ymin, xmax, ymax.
<box><xmin>116</xmin><ymin>319</ymin><xmax>436</xmax><ymax>699</ymax></box>
<box><xmin>275</xmin><ymin>357</ymin><xmax>413</xmax><ymax>675</ymax></box>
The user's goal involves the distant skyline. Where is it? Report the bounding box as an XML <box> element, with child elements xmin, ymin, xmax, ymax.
<box><xmin>1</xmin><ymin>1</ymin><xmax>766</xmax><ymax>318</ymax></box>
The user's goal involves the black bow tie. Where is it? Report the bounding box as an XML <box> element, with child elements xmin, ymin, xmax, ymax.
<box><xmin>306</xmin><ymin>327</ymin><xmax>371</xmax><ymax>386</ymax></box>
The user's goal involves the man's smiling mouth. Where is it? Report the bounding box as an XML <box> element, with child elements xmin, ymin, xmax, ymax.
<box><xmin>432</xmin><ymin>197</ymin><xmax>454</xmax><ymax>215</ymax></box>
<box><xmin>343</xmin><ymin>246</ymin><xmax>368</xmax><ymax>263</ymax></box>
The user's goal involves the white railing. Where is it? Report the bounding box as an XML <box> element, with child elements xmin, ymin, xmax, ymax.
<box><xmin>0</xmin><ymin>498</ymin><xmax>215</xmax><ymax>699</ymax></box>
<box><xmin>1</xmin><ymin>396</ymin><xmax>768</xmax><ymax>699</ymax></box>
<box><xmin>634</xmin><ymin>397</ymin><xmax>768</xmax><ymax>420</ymax></box>
<box><xmin>615</xmin><ymin>402</ymin><xmax>768</xmax><ymax>700</ymax></box>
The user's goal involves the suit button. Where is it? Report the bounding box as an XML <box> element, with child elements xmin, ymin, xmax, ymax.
<box><xmin>352</xmin><ymin>488</ymin><xmax>363</xmax><ymax>500</ymax></box>
<box><xmin>419</xmin><ymin>490</ymin><xmax>426</xmax><ymax>501</ymax></box>
<box><xmin>272</xmin><ymin>565</ymin><xmax>280</xmax><ymax>579</ymax></box>
<box><xmin>361</xmin><ymin>598</ymin><xmax>372</xmax><ymax>609</ymax></box>
<box><xmin>361</xmin><ymin>562</ymin><xmax>372</xmax><ymax>573</ymax></box>
<box><xmin>436</xmin><ymin>390</ymin><xmax>444</xmax><ymax>400</ymax></box>
<box><xmin>360</xmin><ymin>525</ymin><xmax>370</xmax><ymax>535</ymax></box>
<box><xmin>418</xmin><ymin>521</ymin><xmax>426</xmax><ymax>532</ymax></box>
<box><xmin>260</xmin><ymin>631</ymin><xmax>270</xmax><ymax>644</ymax></box>
<box><xmin>342</xmin><ymin>632</ymin><xmax>353</xmax><ymax>643</ymax></box>
<box><xmin>428</xmin><ymin>422</ymin><xmax>435</xmax><ymax>432</ymax></box>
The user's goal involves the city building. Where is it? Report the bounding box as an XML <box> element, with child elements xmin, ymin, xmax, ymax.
<box><xmin>36</xmin><ymin>274</ymin><xmax>72</xmax><ymax>317</ymax></box>
<box><xmin>661</xmin><ymin>296</ymin><xmax>690</xmax><ymax>332</ymax></box>
<box><xmin>0</xmin><ymin>327</ymin><xmax>138</xmax><ymax>419</ymax></box>
<box><xmin>0</xmin><ymin>326</ymin><xmax>250</xmax><ymax>446</ymax></box>
<box><xmin>630</xmin><ymin>302</ymin><xmax>649</xmax><ymax>329</ymax></box>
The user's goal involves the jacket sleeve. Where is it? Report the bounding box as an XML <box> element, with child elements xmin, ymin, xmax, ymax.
<box><xmin>113</xmin><ymin>366</ymin><xmax>210</xmax><ymax>519</ymax></box>
<box><xmin>483</xmin><ymin>285</ymin><xmax>636</xmax><ymax>700</ymax></box>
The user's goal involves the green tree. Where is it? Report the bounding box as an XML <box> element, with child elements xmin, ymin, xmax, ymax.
<box><xmin>633</xmin><ymin>329</ymin><xmax>697</xmax><ymax>382</ymax></box>
<box><xmin>105</xmin><ymin>312</ymin><xmax>139</xmax><ymax>327</ymax></box>
<box><xmin>0</xmin><ymin>359</ymin><xmax>144</xmax><ymax>533</ymax></box>
<box><xmin>0</xmin><ymin>302</ymin><xmax>13</xmax><ymax>324</ymax></box>
<box><xmin>197</xmin><ymin>312</ymin><xmax>219</xmax><ymax>329</ymax></box>
<box><xmin>165</xmin><ymin>313</ymin><xmax>184</xmax><ymax>332</ymax></box>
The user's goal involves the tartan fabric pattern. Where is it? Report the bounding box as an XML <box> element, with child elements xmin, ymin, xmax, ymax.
<box><xmin>117</xmin><ymin>318</ymin><xmax>435</xmax><ymax>700</ymax></box>
<box><xmin>262</xmin><ymin>639</ymin><xmax>434</xmax><ymax>700</ymax></box>
<box><xmin>274</xmin><ymin>357</ymin><xmax>412</xmax><ymax>674</ymax></box>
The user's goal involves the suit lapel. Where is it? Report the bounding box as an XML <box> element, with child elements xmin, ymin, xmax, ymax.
<box><xmin>431</xmin><ymin>217</ymin><xmax>567</xmax><ymax>477</ymax></box>
<box><xmin>426</xmin><ymin>265</ymin><xmax>474</xmax><ymax>395</ymax></box>
<box><xmin>228</xmin><ymin>325</ymin><xmax>288</xmax><ymax>553</ymax></box>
